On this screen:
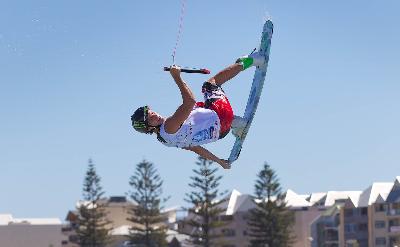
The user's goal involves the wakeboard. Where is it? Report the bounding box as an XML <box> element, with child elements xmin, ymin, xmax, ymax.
<box><xmin>228</xmin><ymin>19</ymin><xmax>274</xmax><ymax>164</ymax></box>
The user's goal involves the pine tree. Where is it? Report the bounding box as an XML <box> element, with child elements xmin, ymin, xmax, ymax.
<box><xmin>185</xmin><ymin>156</ymin><xmax>227</xmax><ymax>247</ymax></box>
<box><xmin>76</xmin><ymin>159</ymin><xmax>111</xmax><ymax>247</ymax></box>
<box><xmin>127</xmin><ymin>159</ymin><xmax>168</xmax><ymax>247</ymax></box>
<box><xmin>247</xmin><ymin>162</ymin><xmax>295</xmax><ymax>247</ymax></box>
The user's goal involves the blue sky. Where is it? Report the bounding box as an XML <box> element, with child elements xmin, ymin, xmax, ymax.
<box><xmin>1</xmin><ymin>0</ymin><xmax>399</xmax><ymax>219</ymax></box>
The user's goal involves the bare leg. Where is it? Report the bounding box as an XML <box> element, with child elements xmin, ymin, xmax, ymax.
<box><xmin>207</xmin><ymin>63</ymin><xmax>242</xmax><ymax>86</ymax></box>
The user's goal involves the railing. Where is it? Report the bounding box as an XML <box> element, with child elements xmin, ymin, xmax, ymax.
<box><xmin>325</xmin><ymin>236</ymin><xmax>339</xmax><ymax>241</ymax></box>
<box><xmin>390</xmin><ymin>226</ymin><xmax>400</xmax><ymax>233</ymax></box>
<box><xmin>388</xmin><ymin>209</ymin><xmax>400</xmax><ymax>216</ymax></box>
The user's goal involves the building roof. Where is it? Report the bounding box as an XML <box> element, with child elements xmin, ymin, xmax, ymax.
<box><xmin>162</xmin><ymin>206</ymin><xmax>182</xmax><ymax>213</ymax></box>
<box><xmin>375</xmin><ymin>194</ymin><xmax>387</xmax><ymax>203</ymax></box>
<box><xmin>0</xmin><ymin>214</ymin><xmax>61</xmax><ymax>225</ymax></box>
<box><xmin>323</xmin><ymin>191</ymin><xmax>362</xmax><ymax>207</ymax></box>
<box><xmin>165</xmin><ymin>229</ymin><xmax>191</xmax><ymax>243</ymax></box>
<box><xmin>221</xmin><ymin>189</ymin><xmax>366</xmax><ymax>216</ymax></box>
<box><xmin>308</xmin><ymin>192</ymin><xmax>327</xmax><ymax>206</ymax></box>
<box><xmin>0</xmin><ymin>214</ymin><xmax>13</xmax><ymax>225</ymax></box>
<box><xmin>282</xmin><ymin>190</ymin><xmax>362</xmax><ymax>208</ymax></box>
<box><xmin>208</xmin><ymin>177</ymin><xmax>400</xmax><ymax>216</ymax></box>
<box><xmin>321</xmin><ymin>202</ymin><xmax>344</xmax><ymax>217</ymax></box>
<box><xmin>387</xmin><ymin>177</ymin><xmax>400</xmax><ymax>203</ymax></box>
<box><xmin>357</xmin><ymin>182</ymin><xmax>393</xmax><ymax>207</ymax></box>
<box><xmin>285</xmin><ymin>189</ymin><xmax>311</xmax><ymax>207</ymax></box>
<box><xmin>76</xmin><ymin>200</ymin><xmax>97</xmax><ymax>209</ymax></box>
<box><xmin>225</xmin><ymin>189</ymin><xmax>255</xmax><ymax>215</ymax></box>
<box><xmin>387</xmin><ymin>190</ymin><xmax>400</xmax><ymax>203</ymax></box>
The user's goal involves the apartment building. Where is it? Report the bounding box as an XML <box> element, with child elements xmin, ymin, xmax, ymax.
<box><xmin>308</xmin><ymin>176</ymin><xmax>400</xmax><ymax>247</ymax></box>
<box><xmin>285</xmin><ymin>189</ymin><xmax>326</xmax><ymax>247</ymax></box>
<box><xmin>357</xmin><ymin>182</ymin><xmax>393</xmax><ymax>247</ymax></box>
<box><xmin>335</xmin><ymin>177</ymin><xmax>400</xmax><ymax>247</ymax></box>
<box><xmin>0</xmin><ymin>214</ymin><xmax>66</xmax><ymax>247</ymax></box>
<box><xmin>287</xmin><ymin>190</ymin><xmax>362</xmax><ymax>247</ymax></box>
<box><xmin>178</xmin><ymin>189</ymin><xmax>254</xmax><ymax>247</ymax></box>
<box><xmin>178</xmin><ymin>189</ymin><xmax>361</xmax><ymax>247</ymax></box>
<box><xmin>179</xmin><ymin>184</ymin><xmax>400</xmax><ymax>247</ymax></box>
<box><xmin>386</xmin><ymin>177</ymin><xmax>400</xmax><ymax>246</ymax></box>
<box><xmin>340</xmin><ymin>199</ymin><xmax>369</xmax><ymax>246</ymax></box>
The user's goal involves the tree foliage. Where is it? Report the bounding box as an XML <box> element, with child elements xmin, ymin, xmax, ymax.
<box><xmin>127</xmin><ymin>160</ymin><xmax>168</xmax><ymax>247</ymax></box>
<box><xmin>247</xmin><ymin>162</ymin><xmax>295</xmax><ymax>247</ymax></box>
<box><xmin>76</xmin><ymin>159</ymin><xmax>111</xmax><ymax>247</ymax></box>
<box><xmin>185</xmin><ymin>156</ymin><xmax>227</xmax><ymax>247</ymax></box>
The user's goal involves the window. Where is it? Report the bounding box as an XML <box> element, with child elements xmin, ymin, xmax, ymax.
<box><xmin>361</xmin><ymin>207</ymin><xmax>368</xmax><ymax>216</ymax></box>
<box><xmin>375</xmin><ymin>221</ymin><xmax>386</xmax><ymax>229</ymax></box>
<box><xmin>344</xmin><ymin>209</ymin><xmax>354</xmax><ymax>217</ymax></box>
<box><xmin>359</xmin><ymin>223</ymin><xmax>368</xmax><ymax>231</ymax></box>
<box><xmin>375</xmin><ymin>204</ymin><xmax>387</xmax><ymax>212</ymax></box>
<box><xmin>345</xmin><ymin>224</ymin><xmax>356</xmax><ymax>233</ymax></box>
<box><xmin>375</xmin><ymin>237</ymin><xmax>386</xmax><ymax>245</ymax></box>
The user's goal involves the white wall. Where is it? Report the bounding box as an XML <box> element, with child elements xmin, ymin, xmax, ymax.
<box><xmin>0</xmin><ymin>224</ymin><xmax>64</xmax><ymax>247</ymax></box>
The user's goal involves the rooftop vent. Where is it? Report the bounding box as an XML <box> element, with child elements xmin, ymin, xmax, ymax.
<box><xmin>109</xmin><ymin>196</ymin><xmax>127</xmax><ymax>203</ymax></box>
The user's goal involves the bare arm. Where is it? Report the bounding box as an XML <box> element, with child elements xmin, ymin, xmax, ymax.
<box><xmin>183</xmin><ymin>146</ymin><xmax>231</xmax><ymax>169</ymax></box>
<box><xmin>164</xmin><ymin>65</ymin><xmax>196</xmax><ymax>134</ymax></box>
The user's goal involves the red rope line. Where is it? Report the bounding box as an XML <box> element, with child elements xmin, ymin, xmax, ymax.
<box><xmin>171</xmin><ymin>0</ymin><xmax>187</xmax><ymax>64</ymax></box>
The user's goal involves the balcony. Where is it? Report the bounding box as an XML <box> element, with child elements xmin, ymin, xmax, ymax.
<box><xmin>324</xmin><ymin>240</ymin><xmax>339</xmax><ymax>245</ymax></box>
<box><xmin>390</xmin><ymin>226</ymin><xmax>400</xmax><ymax>233</ymax></box>
<box><xmin>388</xmin><ymin>209</ymin><xmax>400</xmax><ymax>216</ymax></box>
<box><xmin>324</xmin><ymin>226</ymin><xmax>339</xmax><ymax>231</ymax></box>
